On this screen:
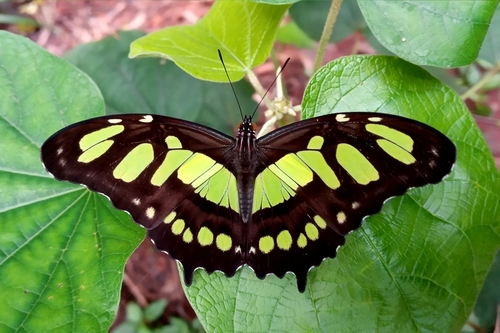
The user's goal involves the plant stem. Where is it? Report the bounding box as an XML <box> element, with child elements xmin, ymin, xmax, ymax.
<box><xmin>460</xmin><ymin>63</ymin><xmax>500</xmax><ymax>100</ymax></box>
<box><xmin>313</xmin><ymin>0</ymin><xmax>343</xmax><ymax>73</ymax></box>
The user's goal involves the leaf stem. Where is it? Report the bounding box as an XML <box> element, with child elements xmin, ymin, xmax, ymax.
<box><xmin>460</xmin><ymin>63</ymin><xmax>500</xmax><ymax>100</ymax></box>
<box><xmin>313</xmin><ymin>0</ymin><xmax>343</xmax><ymax>73</ymax></box>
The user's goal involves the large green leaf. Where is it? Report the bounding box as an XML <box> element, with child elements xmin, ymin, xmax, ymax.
<box><xmin>358</xmin><ymin>0</ymin><xmax>499</xmax><ymax>67</ymax></box>
<box><xmin>64</xmin><ymin>30</ymin><xmax>256</xmax><ymax>135</ymax></box>
<box><xmin>129</xmin><ymin>0</ymin><xmax>289</xmax><ymax>81</ymax></box>
<box><xmin>185</xmin><ymin>56</ymin><xmax>500</xmax><ymax>332</ymax></box>
<box><xmin>0</xmin><ymin>31</ymin><xmax>144</xmax><ymax>332</ymax></box>
<box><xmin>290</xmin><ymin>0</ymin><xmax>498</xmax><ymax>67</ymax></box>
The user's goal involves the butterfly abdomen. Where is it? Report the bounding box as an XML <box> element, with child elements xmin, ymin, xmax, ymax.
<box><xmin>234</xmin><ymin>116</ymin><xmax>259</xmax><ymax>223</ymax></box>
<box><xmin>236</xmin><ymin>172</ymin><xmax>256</xmax><ymax>223</ymax></box>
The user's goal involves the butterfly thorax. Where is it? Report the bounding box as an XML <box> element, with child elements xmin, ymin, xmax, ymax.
<box><xmin>234</xmin><ymin>116</ymin><xmax>258</xmax><ymax>223</ymax></box>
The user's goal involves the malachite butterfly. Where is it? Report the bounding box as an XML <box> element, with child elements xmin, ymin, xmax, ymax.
<box><xmin>41</xmin><ymin>112</ymin><xmax>456</xmax><ymax>292</ymax></box>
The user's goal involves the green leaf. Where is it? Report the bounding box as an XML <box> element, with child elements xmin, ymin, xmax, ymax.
<box><xmin>473</xmin><ymin>250</ymin><xmax>500</xmax><ymax>330</ymax></box>
<box><xmin>190</xmin><ymin>319</ymin><xmax>205</xmax><ymax>333</ymax></box>
<box><xmin>138</xmin><ymin>324</ymin><xmax>153</xmax><ymax>333</ymax></box>
<box><xmin>248</xmin><ymin>0</ymin><xmax>299</xmax><ymax>4</ymax></box>
<box><xmin>112</xmin><ymin>321</ymin><xmax>140</xmax><ymax>333</ymax></box>
<box><xmin>129</xmin><ymin>1</ymin><xmax>290</xmax><ymax>81</ymax></box>
<box><xmin>64</xmin><ymin>30</ymin><xmax>256</xmax><ymax>135</ymax></box>
<box><xmin>0</xmin><ymin>13</ymin><xmax>38</xmax><ymax>26</ymax></box>
<box><xmin>126</xmin><ymin>302</ymin><xmax>144</xmax><ymax>323</ymax></box>
<box><xmin>0</xmin><ymin>31</ymin><xmax>144</xmax><ymax>332</ymax></box>
<box><xmin>162</xmin><ymin>317</ymin><xmax>190</xmax><ymax>333</ymax></box>
<box><xmin>144</xmin><ymin>299</ymin><xmax>167</xmax><ymax>322</ymax></box>
<box><xmin>478</xmin><ymin>4</ymin><xmax>500</xmax><ymax>65</ymax></box>
<box><xmin>185</xmin><ymin>56</ymin><xmax>500</xmax><ymax>332</ymax></box>
<box><xmin>358</xmin><ymin>0</ymin><xmax>499</xmax><ymax>67</ymax></box>
<box><xmin>276</xmin><ymin>21</ymin><xmax>315</xmax><ymax>48</ymax></box>
<box><xmin>291</xmin><ymin>1</ymin><xmax>499</xmax><ymax>66</ymax></box>
<box><xmin>362</xmin><ymin>25</ymin><xmax>393</xmax><ymax>55</ymax></box>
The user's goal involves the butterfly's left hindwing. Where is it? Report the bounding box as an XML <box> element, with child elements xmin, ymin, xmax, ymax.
<box><xmin>41</xmin><ymin>114</ymin><xmax>246</xmax><ymax>282</ymax></box>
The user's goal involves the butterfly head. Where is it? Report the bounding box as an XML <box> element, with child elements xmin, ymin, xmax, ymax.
<box><xmin>238</xmin><ymin>115</ymin><xmax>256</xmax><ymax>133</ymax></box>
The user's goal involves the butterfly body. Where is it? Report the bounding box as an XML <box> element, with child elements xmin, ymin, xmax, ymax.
<box><xmin>234</xmin><ymin>115</ymin><xmax>260</xmax><ymax>223</ymax></box>
<box><xmin>41</xmin><ymin>112</ymin><xmax>456</xmax><ymax>292</ymax></box>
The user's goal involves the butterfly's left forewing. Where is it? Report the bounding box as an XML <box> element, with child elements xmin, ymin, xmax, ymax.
<box><xmin>41</xmin><ymin>114</ymin><xmax>246</xmax><ymax>283</ymax></box>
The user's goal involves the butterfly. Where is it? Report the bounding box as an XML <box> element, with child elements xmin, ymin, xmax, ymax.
<box><xmin>41</xmin><ymin>112</ymin><xmax>456</xmax><ymax>292</ymax></box>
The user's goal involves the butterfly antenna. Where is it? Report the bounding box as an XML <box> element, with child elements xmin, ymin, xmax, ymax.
<box><xmin>250</xmin><ymin>57</ymin><xmax>290</xmax><ymax>120</ymax></box>
<box><xmin>218</xmin><ymin>50</ymin><xmax>244</xmax><ymax>120</ymax></box>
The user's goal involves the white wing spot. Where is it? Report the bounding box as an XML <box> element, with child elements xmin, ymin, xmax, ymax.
<box><xmin>108</xmin><ymin>119</ymin><xmax>122</xmax><ymax>124</ymax></box>
<box><xmin>335</xmin><ymin>114</ymin><xmax>350</xmax><ymax>122</ymax></box>
<box><xmin>431</xmin><ymin>148</ymin><xmax>439</xmax><ymax>157</ymax></box>
<box><xmin>249</xmin><ymin>246</ymin><xmax>256</xmax><ymax>254</ymax></box>
<box><xmin>57</xmin><ymin>148</ymin><xmax>63</xmax><ymax>155</ymax></box>
<box><xmin>337</xmin><ymin>211</ymin><xmax>347</xmax><ymax>224</ymax></box>
<box><xmin>146</xmin><ymin>207</ymin><xmax>155</xmax><ymax>219</ymax></box>
<box><xmin>132</xmin><ymin>198</ymin><xmax>141</xmax><ymax>206</ymax></box>
<box><xmin>368</xmin><ymin>117</ymin><xmax>382</xmax><ymax>122</ymax></box>
<box><xmin>140</xmin><ymin>115</ymin><xmax>154</xmax><ymax>123</ymax></box>
<box><xmin>429</xmin><ymin>160</ymin><xmax>437</xmax><ymax>168</ymax></box>
<box><xmin>59</xmin><ymin>159</ymin><xmax>67</xmax><ymax>167</ymax></box>
<box><xmin>235</xmin><ymin>246</ymin><xmax>241</xmax><ymax>254</ymax></box>
<box><xmin>352</xmin><ymin>201</ymin><xmax>360</xmax><ymax>209</ymax></box>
